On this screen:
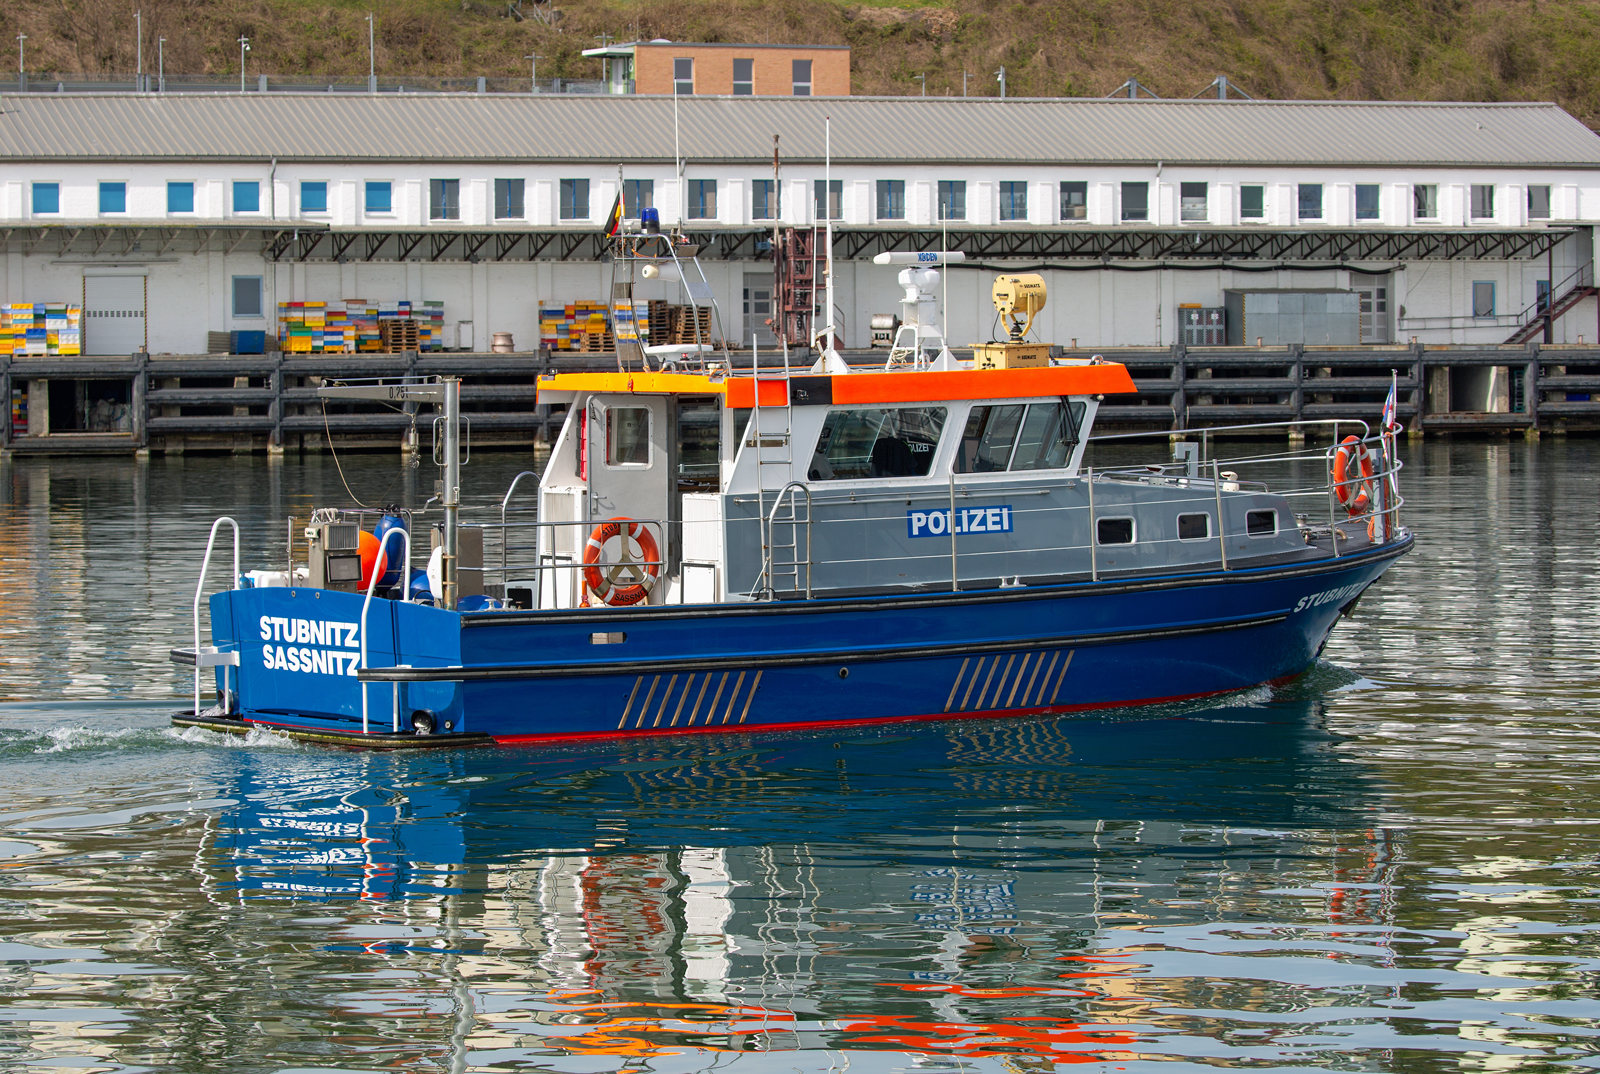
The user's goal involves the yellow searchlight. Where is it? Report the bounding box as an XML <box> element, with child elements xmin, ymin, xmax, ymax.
<box><xmin>974</xmin><ymin>274</ymin><xmax>1051</xmax><ymax>370</ymax></box>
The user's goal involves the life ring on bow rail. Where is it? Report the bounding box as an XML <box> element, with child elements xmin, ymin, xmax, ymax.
<box><xmin>1332</xmin><ymin>435</ymin><xmax>1374</xmax><ymax>517</ymax></box>
<box><xmin>582</xmin><ymin>518</ymin><xmax>661</xmax><ymax>606</ymax></box>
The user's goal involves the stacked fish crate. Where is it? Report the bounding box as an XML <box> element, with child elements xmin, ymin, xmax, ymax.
<box><xmin>279</xmin><ymin>299</ymin><xmax>446</xmax><ymax>353</ymax></box>
<box><xmin>539</xmin><ymin>300</ymin><xmax>654</xmax><ymax>352</ymax></box>
<box><xmin>0</xmin><ymin>303</ymin><xmax>82</xmax><ymax>356</ymax></box>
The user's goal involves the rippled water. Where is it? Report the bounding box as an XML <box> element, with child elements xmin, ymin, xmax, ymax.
<box><xmin>1</xmin><ymin>441</ymin><xmax>1598</xmax><ymax>1073</ymax></box>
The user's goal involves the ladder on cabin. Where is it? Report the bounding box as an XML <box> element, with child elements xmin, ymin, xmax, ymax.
<box><xmin>752</xmin><ymin>342</ymin><xmax>804</xmax><ymax>598</ymax></box>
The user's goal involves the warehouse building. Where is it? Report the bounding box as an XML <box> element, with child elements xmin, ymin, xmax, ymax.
<box><xmin>0</xmin><ymin>92</ymin><xmax>1596</xmax><ymax>362</ymax></box>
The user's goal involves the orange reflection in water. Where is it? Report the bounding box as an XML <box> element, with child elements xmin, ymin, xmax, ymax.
<box><xmin>532</xmin><ymin>996</ymin><xmax>798</xmax><ymax>1058</ymax></box>
<box><xmin>836</xmin><ymin>1010</ymin><xmax>1144</xmax><ymax>1062</ymax></box>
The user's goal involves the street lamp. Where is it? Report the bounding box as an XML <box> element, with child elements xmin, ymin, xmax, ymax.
<box><xmin>366</xmin><ymin>13</ymin><xmax>376</xmax><ymax>94</ymax></box>
<box><xmin>238</xmin><ymin>35</ymin><xmax>250</xmax><ymax>92</ymax></box>
<box><xmin>996</xmin><ymin>65</ymin><xmax>1006</xmax><ymax>99</ymax></box>
<box><xmin>915</xmin><ymin>73</ymin><xmax>926</xmax><ymax>96</ymax></box>
<box><xmin>158</xmin><ymin>37</ymin><xmax>165</xmax><ymax>93</ymax></box>
<box><xmin>524</xmin><ymin>52</ymin><xmax>541</xmax><ymax>95</ymax></box>
<box><xmin>16</xmin><ymin>34</ymin><xmax>25</xmax><ymax>92</ymax></box>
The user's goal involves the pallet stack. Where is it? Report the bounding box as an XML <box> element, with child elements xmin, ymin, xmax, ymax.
<box><xmin>0</xmin><ymin>303</ymin><xmax>82</xmax><ymax>356</ymax></box>
<box><xmin>279</xmin><ymin>299</ymin><xmax>445</xmax><ymax>353</ymax></box>
<box><xmin>380</xmin><ymin>319</ymin><xmax>420</xmax><ymax>352</ymax></box>
<box><xmin>540</xmin><ymin>299</ymin><xmax>714</xmax><ymax>352</ymax></box>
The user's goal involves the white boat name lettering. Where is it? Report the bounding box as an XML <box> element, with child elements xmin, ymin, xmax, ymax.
<box><xmin>261</xmin><ymin>643</ymin><xmax>361</xmax><ymax>676</ymax></box>
<box><xmin>258</xmin><ymin>616</ymin><xmax>359</xmax><ymax>647</ymax></box>
<box><xmin>1293</xmin><ymin>582</ymin><xmax>1365</xmax><ymax>613</ymax></box>
<box><xmin>908</xmin><ymin>506</ymin><xmax>1013</xmax><ymax>538</ymax></box>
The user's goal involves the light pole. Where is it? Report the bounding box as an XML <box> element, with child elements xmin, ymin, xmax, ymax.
<box><xmin>238</xmin><ymin>35</ymin><xmax>250</xmax><ymax>92</ymax></box>
<box><xmin>366</xmin><ymin>13</ymin><xmax>375</xmax><ymax>94</ymax></box>
<box><xmin>157</xmin><ymin>37</ymin><xmax>165</xmax><ymax>93</ymax></box>
<box><xmin>135</xmin><ymin>10</ymin><xmax>143</xmax><ymax>91</ymax></box>
<box><xmin>962</xmin><ymin>69</ymin><xmax>967</xmax><ymax>97</ymax></box>
<box><xmin>16</xmin><ymin>34</ymin><xmax>25</xmax><ymax>92</ymax></box>
<box><xmin>996</xmin><ymin>65</ymin><xmax>1006</xmax><ymax>99</ymax></box>
<box><xmin>915</xmin><ymin>73</ymin><xmax>926</xmax><ymax>96</ymax></box>
<box><xmin>524</xmin><ymin>52</ymin><xmax>541</xmax><ymax>95</ymax></box>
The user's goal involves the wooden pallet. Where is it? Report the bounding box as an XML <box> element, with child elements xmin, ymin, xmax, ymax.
<box><xmin>380</xmin><ymin>319</ymin><xmax>419</xmax><ymax>353</ymax></box>
<box><xmin>671</xmin><ymin>307</ymin><xmax>713</xmax><ymax>345</ymax></box>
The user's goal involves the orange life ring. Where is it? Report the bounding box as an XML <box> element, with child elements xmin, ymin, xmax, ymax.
<box><xmin>582</xmin><ymin>518</ymin><xmax>661</xmax><ymax>606</ymax></box>
<box><xmin>1332</xmin><ymin>435</ymin><xmax>1374</xmax><ymax>516</ymax></box>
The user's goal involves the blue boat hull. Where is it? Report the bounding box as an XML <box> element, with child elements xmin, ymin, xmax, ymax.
<box><xmin>199</xmin><ymin>535</ymin><xmax>1410</xmax><ymax>744</ymax></box>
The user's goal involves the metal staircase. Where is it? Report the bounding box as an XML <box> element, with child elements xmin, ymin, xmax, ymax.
<box><xmin>1506</xmin><ymin>264</ymin><xmax>1596</xmax><ymax>344</ymax></box>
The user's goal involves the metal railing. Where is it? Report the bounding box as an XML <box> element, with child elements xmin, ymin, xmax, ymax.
<box><xmin>191</xmin><ymin>517</ymin><xmax>241</xmax><ymax>716</ymax></box>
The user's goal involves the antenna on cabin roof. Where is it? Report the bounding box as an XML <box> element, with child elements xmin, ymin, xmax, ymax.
<box><xmin>1106</xmin><ymin>78</ymin><xmax>1159</xmax><ymax>100</ymax></box>
<box><xmin>1193</xmin><ymin>76</ymin><xmax>1255</xmax><ymax>100</ymax></box>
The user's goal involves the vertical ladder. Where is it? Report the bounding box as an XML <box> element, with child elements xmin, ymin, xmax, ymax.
<box><xmin>753</xmin><ymin>339</ymin><xmax>798</xmax><ymax>597</ymax></box>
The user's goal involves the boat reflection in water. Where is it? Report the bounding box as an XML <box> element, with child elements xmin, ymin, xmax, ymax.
<box><xmin>197</xmin><ymin>691</ymin><xmax>1400</xmax><ymax>1067</ymax></box>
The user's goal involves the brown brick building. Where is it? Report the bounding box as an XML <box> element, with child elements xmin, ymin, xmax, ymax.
<box><xmin>582</xmin><ymin>42</ymin><xmax>850</xmax><ymax>97</ymax></box>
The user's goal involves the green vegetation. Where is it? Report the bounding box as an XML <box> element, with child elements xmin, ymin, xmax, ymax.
<box><xmin>7</xmin><ymin>0</ymin><xmax>1600</xmax><ymax>124</ymax></box>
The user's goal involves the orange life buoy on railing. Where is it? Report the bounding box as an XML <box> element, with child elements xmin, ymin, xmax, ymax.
<box><xmin>1332</xmin><ymin>435</ymin><xmax>1374</xmax><ymax>517</ymax></box>
<box><xmin>582</xmin><ymin>518</ymin><xmax>661</xmax><ymax>607</ymax></box>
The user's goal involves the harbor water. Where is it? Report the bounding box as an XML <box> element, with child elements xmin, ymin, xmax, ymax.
<box><xmin>0</xmin><ymin>440</ymin><xmax>1597</xmax><ymax>1072</ymax></box>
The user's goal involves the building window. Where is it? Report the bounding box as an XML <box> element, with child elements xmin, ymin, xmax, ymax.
<box><xmin>430</xmin><ymin>179</ymin><xmax>461</xmax><ymax>221</ymax></box>
<box><xmin>876</xmin><ymin>179</ymin><xmax>905</xmax><ymax>221</ymax></box>
<box><xmin>674</xmin><ymin>57</ymin><xmax>694</xmax><ymax>95</ymax></box>
<box><xmin>300</xmin><ymin>181</ymin><xmax>328</xmax><ymax>213</ymax></box>
<box><xmin>792</xmin><ymin>59</ymin><xmax>812</xmax><ymax>96</ymax></box>
<box><xmin>233</xmin><ymin>181</ymin><xmax>260</xmax><ymax>213</ymax></box>
<box><xmin>999</xmin><ymin>181</ymin><xmax>1028</xmax><ymax>222</ymax></box>
<box><xmin>1356</xmin><ymin>183</ymin><xmax>1381</xmax><ymax>221</ymax></box>
<box><xmin>232</xmin><ymin>276</ymin><xmax>264</xmax><ymax>318</ymax></box>
<box><xmin>1528</xmin><ymin>185</ymin><xmax>1552</xmax><ymax>220</ymax></box>
<box><xmin>687</xmin><ymin>179</ymin><xmax>717</xmax><ymax>219</ymax></box>
<box><xmin>733</xmin><ymin>58</ymin><xmax>753</xmax><ymax>95</ymax></box>
<box><xmin>814</xmin><ymin>179</ymin><xmax>842</xmax><ymax>220</ymax></box>
<box><xmin>1179</xmin><ymin>182</ymin><xmax>1207</xmax><ymax>222</ymax></box>
<box><xmin>167</xmin><ymin>182</ymin><xmax>195</xmax><ymax>214</ymax></box>
<box><xmin>623</xmin><ymin>179</ymin><xmax>653</xmax><ymax>218</ymax></box>
<box><xmin>32</xmin><ymin>183</ymin><xmax>59</xmax><ymax>215</ymax></box>
<box><xmin>1120</xmin><ymin>181</ymin><xmax>1148</xmax><ymax>222</ymax></box>
<box><xmin>1240</xmin><ymin>184</ymin><xmax>1265</xmax><ymax>220</ymax></box>
<box><xmin>753</xmin><ymin>179</ymin><xmax>778</xmax><ymax>220</ymax></box>
<box><xmin>938</xmin><ymin>180</ymin><xmax>966</xmax><ymax>221</ymax></box>
<box><xmin>559</xmin><ymin>178</ymin><xmax>590</xmax><ymax>220</ymax></box>
<box><xmin>1413</xmin><ymin>184</ymin><xmax>1438</xmax><ymax>219</ymax></box>
<box><xmin>365</xmin><ymin>181</ymin><xmax>392</xmax><ymax>213</ymax></box>
<box><xmin>1060</xmin><ymin>181</ymin><xmax>1086</xmax><ymax>221</ymax></box>
<box><xmin>1470</xmin><ymin>184</ymin><xmax>1495</xmax><ymax>220</ymax></box>
<box><xmin>1472</xmin><ymin>281</ymin><xmax>1496</xmax><ymax>319</ymax></box>
<box><xmin>495</xmin><ymin>178</ymin><xmax>524</xmax><ymax>220</ymax></box>
<box><xmin>1297</xmin><ymin>184</ymin><xmax>1323</xmax><ymax>220</ymax></box>
<box><xmin>99</xmin><ymin>181</ymin><xmax>127</xmax><ymax>214</ymax></box>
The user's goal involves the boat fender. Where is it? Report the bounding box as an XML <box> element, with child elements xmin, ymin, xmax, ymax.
<box><xmin>426</xmin><ymin>545</ymin><xmax>444</xmax><ymax>602</ymax></box>
<box><xmin>582</xmin><ymin>518</ymin><xmax>661</xmax><ymax>607</ymax></box>
<box><xmin>1332</xmin><ymin>436</ymin><xmax>1374</xmax><ymax>516</ymax></box>
<box><xmin>410</xmin><ymin>710</ymin><xmax>436</xmax><ymax>735</ymax></box>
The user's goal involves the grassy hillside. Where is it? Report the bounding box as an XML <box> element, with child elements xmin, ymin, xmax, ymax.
<box><xmin>7</xmin><ymin>0</ymin><xmax>1600</xmax><ymax>124</ymax></box>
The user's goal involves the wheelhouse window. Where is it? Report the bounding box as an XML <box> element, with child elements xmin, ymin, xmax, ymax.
<box><xmin>808</xmin><ymin>407</ymin><xmax>947</xmax><ymax>481</ymax></box>
<box><xmin>956</xmin><ymin>401</ymin><xmax>1084</xmax><ymax>473</ymax></box>
<box><xmin>1121</xmin><ymin>182</ymin><xmax>1148</xmax><ymax>222</ymax></box>
<box><xmin>1356</xmin><ymin>183</ymin><xmax>1380</xmax><ymax>221</ymax></box>
<box><xmin>606</xmin><ymin>407</ymin><xmax>651</xmax><ymax>467</ymax></box>
<box><xmin>1179</xmin><ymin>182</ymin><xmax>1207</xmax><ymax>222</ymax></box>
<box><xmin>1297</xmin><ymin>183</ymin><xmax>1323</xmax><ymax>220</ymax></box>
<box><xmin>1060</xmin><ymin>181</ymin><xmax>1087</xmax><ymax>221</ymax></box>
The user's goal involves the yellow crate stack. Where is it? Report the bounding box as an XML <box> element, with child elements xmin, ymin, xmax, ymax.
<box><xmin>0</xmin><ymin>303</ymin><xmax>82</xmax><ymax>356</ymax></box>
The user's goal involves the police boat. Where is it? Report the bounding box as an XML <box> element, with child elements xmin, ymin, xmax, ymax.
<box><xmin>170</xmin><ymin>245</ymin><xmax>1412</xmax><ymax>748</ymax></box>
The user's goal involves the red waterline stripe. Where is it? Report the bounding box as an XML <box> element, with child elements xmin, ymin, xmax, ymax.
<box><xmin>489</xmin><ymin>679</ymin><xmax>1294</xmax><ymax>747</ymax></box>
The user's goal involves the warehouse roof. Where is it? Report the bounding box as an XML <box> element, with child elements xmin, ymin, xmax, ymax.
<box><xmin>1</xmin><ymin>94</ymin><xmax>1596</xmax><ymax>168</ymax></box>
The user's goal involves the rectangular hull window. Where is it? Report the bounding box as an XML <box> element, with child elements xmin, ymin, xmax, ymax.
<box><xmin>1246</xmin><ymin>509</ymin><xmax>1277</xmax><ymax>536</ymax></box>
<box><xmin>1097</xmin><ymin>518</ymin><xmax>1135</xmax><ymax>545</ymax></box>
<box><xmin>1177</xmin><ymin>513</ymin><xmax>1210</xmax><ymax>540</ymax></box>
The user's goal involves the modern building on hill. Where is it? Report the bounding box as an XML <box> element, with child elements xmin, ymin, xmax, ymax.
<box><xmin>0</xmin><ymin>92</ymin><xmax>1595</xmax><ymax>364</ymax></box>
<box><xmin>580</xmin><ymin>41</ymin><xmax>851</xmax><ymax>97</ymax></box>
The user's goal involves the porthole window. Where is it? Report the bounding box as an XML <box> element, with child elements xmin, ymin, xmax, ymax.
<box><xmin>1096</xmin><ymin>517</ymin><xmax>1135</xmax><ymax>545</ymax></box>
<box><xmin>1177</xmin><ymin>513</ymin><xmax>1210</xmax><ymax>541</ymax></box>
<box><xmin>1246</xmin><ymin>509</ymin><xmax>1277</xmax><ymax>536</ymax></box>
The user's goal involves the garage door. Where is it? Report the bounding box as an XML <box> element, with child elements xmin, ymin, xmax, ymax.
<box><xmin>84</xmin><ymin>275</ymin><xmax>147</xmax><ymax>356</ymax></box>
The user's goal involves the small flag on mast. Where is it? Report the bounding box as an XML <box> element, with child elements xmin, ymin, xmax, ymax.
<box><xmin>603</xmin><ymin>193</ymin><xmax>623</xmax><ymax>237</ymax></box>
<box><xmin>1381</xmin><ymin>371</ymin><xmax>1398</xmax><ymax>433</ymax></box>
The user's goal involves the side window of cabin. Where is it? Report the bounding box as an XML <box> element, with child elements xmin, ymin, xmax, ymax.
<box><xmin>958</xmin><ymin>400</ymin><xmax>1085</xmax><ymax>473</ymax></box>
<box><xmin>1177</xmin><ymin>513</ymin><xmax>1210</xmax><ymax>540</ymax></box>
<box><xmin>606</xmin><ymin>406</ymin><xmax>651</xmax><ymax>466</ymax></box>
<box><xmin>1246</xmin><ymin>509</ymin><xmax>1277</xmax><ymax>536</ymax></box>
<box><xmin>809</xmin><ymin>407</ymin><xmax>947</xmax><ymax>481</ymax></box>
<box><xmin>1097</xmin><ymin>518</ymin><xmax>1135</xmax><ymax>544</ymax></box>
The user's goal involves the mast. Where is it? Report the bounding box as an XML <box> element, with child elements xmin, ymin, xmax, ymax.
<box><xmin>441</xmin><ymin>376</ymin><xmax>461</xmax><ymax>610</ymax></box>
<box><xmin>813</xmin><ymin>117</ymin><xmax>849</xmax><ymax>374</ymax></box>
